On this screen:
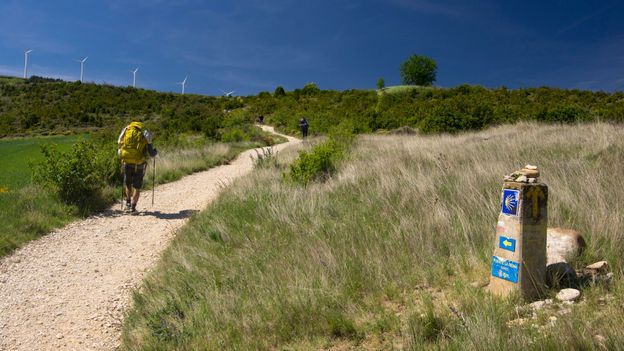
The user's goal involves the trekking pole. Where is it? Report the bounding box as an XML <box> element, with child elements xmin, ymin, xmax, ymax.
<box><xmin>152</xmin><ymin>157</ymin><xmax>155</xmax><ymax>207</ymax></box>
<box><xmin>120</xmin><ymin>163</ymin><xmax>124</xmax><ymax>211</ymax></box>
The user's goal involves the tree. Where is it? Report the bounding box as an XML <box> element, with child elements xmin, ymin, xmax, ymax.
<box><xmin>377</xmin><ymin>78</ymin><xmax>385</xmax><ymax>90</ymax></box>
<box><xmin>274</xmin><ymin>86</ymin><xmax>286</xmax><ymax>97</ymax></box>
<box><xmin>400</xmin><ymin>54</ymin><xmax>437</xmax><ymax>86</ymax></box>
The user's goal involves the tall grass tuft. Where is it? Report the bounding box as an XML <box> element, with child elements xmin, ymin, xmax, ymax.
<box><xmin>122</xmin><ymin>122</ymin><xmax>624</xmax><ymax>350</ymax></box>
<box><xmin>0</xmin><ymin>185</ymin><xmax>75</xmax><ymax>256</ymax></box>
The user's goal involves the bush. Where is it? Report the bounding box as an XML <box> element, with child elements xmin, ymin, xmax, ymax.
<box><xmin>219</xmin><ymin>128</ymin><xmax>247</xmax><ymax>142</ymax></box>
<box><xmin>288</xmin><ymin>126</ymin><xmax>354</xmax><ymax>185</ymax></box>
<box><xmin>536</xmin><ymin>105</ymin><xmax>593</xmax><ymax>123</ymax></box>
<box><xmin>32</xmin><ymin>140</ymin><xmax>118</xmax><ymax>212</ymax></box>
<box><xmin>420</xmin><ymin>110</ymin><xmax>479</xmax><ymax>134</ymax></box>
<box><xmin>288</xmin><ymin>141</ymin><xmax>339</xmax><ymax>185</ymax></box>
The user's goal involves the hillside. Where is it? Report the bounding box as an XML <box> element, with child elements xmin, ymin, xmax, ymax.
<box><xmin>122</xmin><ymin>122</ymin><xmax>624</xmax><ymax>350</ymax></box>
<box><xmin>3</xmin><ymin>77</ymin><xmax>624</xmax><ymax>139</ymax></box>
<box><xmin>0</xmin><ymin>76</ymin><xmax>245</xmax><ymax>139</ymax></box>
<box><xmin>248</xmin><ymin>84</ymin><xmax>624</xmax><ymax>135</ymax></box>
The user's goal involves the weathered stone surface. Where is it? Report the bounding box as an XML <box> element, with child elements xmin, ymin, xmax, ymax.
<box><xmin>556</xmin><ymin>288</ymin><xmax>581</xmax><ymax>302</ymax></box>
<box><xmin>577</xmin><ymin>268</ymin><xmax>613</xmax><ymax>287</ymax></box>
<box><xmin>547</xmin><ymin>228</ymin><xmax>586</xmax><ymax>265</ymax></box>
<box><xmin>529</xmin><ymin>300</ymin><xmax>546</xmax><ymax>310</ymax></box>
<box><xmin>517</xmin><ymin>175</ymin><xmax>528</xmax><ymax>182</ymax></box>
<box><xmin>520</xmin><ymin>168</ymin><xmax>540</xmax><ymax>178</ymax></box>
<box><xmin>524</xmin><ymin>164</ymin><xmax>538</xmax><ymax>170</ymax></box>
<box><xmin>586</xmin><ymin>261</ymin><xmax>609</xmax><ymax>272</ymax></box>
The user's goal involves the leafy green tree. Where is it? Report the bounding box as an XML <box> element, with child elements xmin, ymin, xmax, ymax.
<box><xmin>274</xmin><ymin>86</ymin><xmax>286</xmax><ymax>97</ymax></box>
<box><xmin>301</xmin><ymin>83</ymin><xmax>320</xmax><ymax>95</ymax></box>
<box><xmin>400</xmin><ymin>55</ymin><xmax>437</xmax><ymax>86</ymax></box>
<box><xmin>377</xmin><ymin>78</ymin><xmax>385</xmax><ymax>90</ymax></box>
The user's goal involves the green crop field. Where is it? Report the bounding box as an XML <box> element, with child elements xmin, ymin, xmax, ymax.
<box><xmin>0</xmin><ymin>134</ymin><xmax>87</xmax><ymax>192</ymax></box>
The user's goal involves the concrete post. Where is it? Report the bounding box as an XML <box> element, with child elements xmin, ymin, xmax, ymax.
<box><xmin>489</xmin><ymin>177</ymin><xmax>548</xmax><ymax>300</ymax></box>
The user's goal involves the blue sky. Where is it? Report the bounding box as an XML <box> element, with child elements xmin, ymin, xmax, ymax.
<box><xmin>1</xmin><ymin>0</ymin><xmax>623</xmax><ymax>95</ymax></box>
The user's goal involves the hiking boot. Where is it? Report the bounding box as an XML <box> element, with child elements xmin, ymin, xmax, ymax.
<box><xmin>130</xmin><ymin>204</ymin><xmax>138</xmax><ymax>215</ymax></box>
<box><xmin>124</xmin><ymin>201</ymin><xmax>132</xmax><ymax>212</ymax></box>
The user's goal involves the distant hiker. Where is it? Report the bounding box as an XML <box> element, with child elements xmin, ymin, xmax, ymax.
<box><xmin>118</xmin><ymin>121</ymin><xmax>157</xmax><ymax>214</ymax></box>
<box><xmin>299</xmin><ymin>117</ymin><xmax>309</xmax><ymax>139</ymax></box>
<box><xmin>258</xmin><ymin>115</ymin><xmax>265</xmax><ymax>124</ymax></box>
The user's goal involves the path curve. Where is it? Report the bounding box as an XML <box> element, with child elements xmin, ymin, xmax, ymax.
<box><xmin>0</xmin><ymin>126</ymin><xmax>298</xmax><ymax>351</ymax></box>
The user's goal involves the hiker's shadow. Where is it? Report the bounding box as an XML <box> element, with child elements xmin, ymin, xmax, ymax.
<box><xmin>141</xmin><ymin>209</ymin><xmax>199</xmax><ymax>219</ymax></box>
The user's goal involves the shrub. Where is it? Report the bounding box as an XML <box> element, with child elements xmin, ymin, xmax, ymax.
<box><xmin>536</xmin><ymin>105</ymin><xmax>593</xmax><ymax>123</ymax></box>
<box><xmin>32</xmin><ymin>140</ymin><xmax>117</xmax><ymax>212</ymax></box>
<box><xmin>301</xmin><ymin>83</ymin><xmax>321</xmax><ymax>95</ymax></box>
<box><xmin>288</xmin><ymin>126</ymin><xmax>354</xmax><ymax>185</ymax></box>
<box><xmin>219</xmin><ymin>128</ymin><xmax>248</xmax><ymax>142</ymax></box>
<box><xmin>288</xmin><ymin>141</ymin><xmax>339</xmax><ymax>185</ymax></box>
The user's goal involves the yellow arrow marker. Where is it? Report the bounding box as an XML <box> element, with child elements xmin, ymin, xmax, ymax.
<box><xmin>503</xmin><ymin>240</ymin><xmax>512</xmax><ymax>247</ymax></box>
<box><xmin>526</xmin><ymin>186</ymin><xmax>545</xmax><ymax>219</ymax></box>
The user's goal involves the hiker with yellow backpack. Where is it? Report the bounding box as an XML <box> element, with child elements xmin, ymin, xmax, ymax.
<box><xmin>117</xmin><ymin>121</ymin><xmax>158</xmax><ymax>214</ymax></box>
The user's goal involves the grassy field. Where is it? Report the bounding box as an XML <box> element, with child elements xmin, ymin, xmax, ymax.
<box><xmin>0</xmin><ymin>130</ymin><xmax>281</xmax><ymax>258</ymax></box>
<box><xmin>121</xmin><ymin>122</ymin><xmax>624</xmax><ymax>350</ymax></box>
<box><xmin>0</xmin><ymin>134</ymin><xmax>86</xmax><ymax>190</ymax></box>
<box><xmin>0</xmin><ymin>135</ymin><xmax>87</xmax><ymax>256</ymax></box>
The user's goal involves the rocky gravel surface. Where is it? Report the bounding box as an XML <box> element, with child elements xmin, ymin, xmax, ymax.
<box><xmin>0</xmin><ymin>126</ymin><xmax>297</xmax><ymax>351</ymax></box>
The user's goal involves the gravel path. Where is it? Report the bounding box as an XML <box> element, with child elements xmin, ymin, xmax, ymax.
<box><xmin>0</xmin><ymin>126</ymin><xmax>298</xmax><ymax>351</ymax></box>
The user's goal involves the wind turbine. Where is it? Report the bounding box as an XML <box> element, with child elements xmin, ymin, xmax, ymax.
<box><xmin>130</xmin><ymin>67</ymin><xmax>139</xmax><ymax>88</ymax></box>
<box><xmin>23</xmin><ymin>49</ymin><xmax>33</xmax><ymax>79</ymax></box>
<box><xmin>220</xmin><ymin>89</ymin><xmax>235</xmax><ymax>97</ymax></box>
<box><xmin>77</xmin><ymin>57</ymin><xmax>88</xmax><ymax>82</ymax></box>
<box><xmin>177</xmin><ymin>76</ymin><xmax>188</xmax><ymax>94</ymax></box>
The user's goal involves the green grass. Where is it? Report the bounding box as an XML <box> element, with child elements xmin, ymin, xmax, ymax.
<box><xmin>0</xmin><ymin>134</ymin><xmax>86</xmax><ymax>190</ymax></box>
<box><xmin>122</xmin><ymin>122</ymin><xmax>624</xmax><ymax>350</ymax></box>
<box><xmin>0</xmin><ymin>129</ymin><xmax>278</xmax><ymax>258</ymax></box>
<box><xmin>0</xmin><ymin>185</ymin><xmax>76</xmax><ymax>257</ymax></box>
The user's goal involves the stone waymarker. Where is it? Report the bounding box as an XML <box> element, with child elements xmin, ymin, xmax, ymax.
<box><xmin>489</xmin><ymin>165</ymin><xmax>548</xmax><ymax>299</ymax></box>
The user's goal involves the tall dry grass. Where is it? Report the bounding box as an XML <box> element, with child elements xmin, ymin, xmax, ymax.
<box><xmin>146</xmin><ymin>141</ymin><xmax>264</xmax><ymax>185</ymax></box>
<box><xmin>122</xmin><ymin>122</ymin><xmax>624</xmax><ymax>350</ymax></box>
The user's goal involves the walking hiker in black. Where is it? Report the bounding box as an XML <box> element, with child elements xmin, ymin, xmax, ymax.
<box><xmin>299</xmin><ymin>117</ymin><xmax>309</xmax><ymax>139</ymax></box>
<box><xmin>118</xmin><ymin>121</ymin><xmax>158</xmax><ymax>214</ymax></box>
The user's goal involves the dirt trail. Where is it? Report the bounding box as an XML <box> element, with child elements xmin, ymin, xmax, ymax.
<box><xmin>0</xmin><ymin>126</ymin><xmax>298</xmax><ymax>351</ymax></box>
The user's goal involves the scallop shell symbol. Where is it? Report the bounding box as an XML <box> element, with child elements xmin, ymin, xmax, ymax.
<box><xmin>504</xmin><ymin>193</ymin><xmax>517</xmax><ymax>212</ymax></box>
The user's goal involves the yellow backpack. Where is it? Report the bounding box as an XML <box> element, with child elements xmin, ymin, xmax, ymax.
<box><xmin>120</xmin><ymin>122</ymin><xmax>147</xmax><ymax>164</ymax></box>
